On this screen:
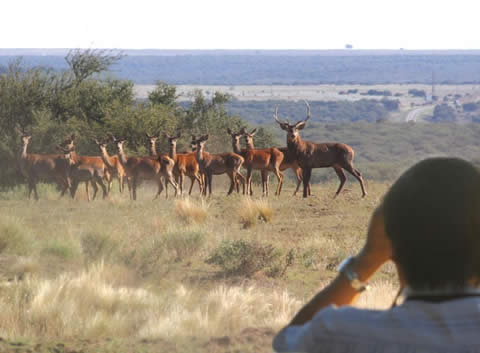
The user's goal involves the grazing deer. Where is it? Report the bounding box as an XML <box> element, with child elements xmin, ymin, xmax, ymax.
<box><xmin>194</xmin><ymin>134</ymin><xmax>245</xmax><ymax>196</ymax></box>
<box><xmin>60</xmin><ymin>135</ymin><xmax>112</xmax><ymax>199</ymax></box>
<box><xmin>227</xmin><ymin>128</ymin><xmax>284</xmax><ymax>196</ymax></box>
<box><xmin>95</xmin><ymin>138</ymin><xmax>126</xmax><ymax>193</ymax></box>
<box><xmin>274</xmin><ymin>101</ymin><xmax>367</xmax><ymax>198</ymax></box>
<box><xmin>59</xmin><ymin>144</ymin><xmax>108</xmax><ymax>201</ymax></box>
<box><xmin>17</xmin><ymin>131</ymin><xmax>71</xmax><ymax>200</ymax></box>
<box><xmin>164</xmin><ymin>133</ymin><xmax>203</xmax><ymax>196</ymax></box>
<box><xmin>112</xmin><ymin>136</ymin><xmax>178</xmax><ymax>200</ymax></box>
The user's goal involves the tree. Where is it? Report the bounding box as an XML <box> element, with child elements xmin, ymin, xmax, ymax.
<box><xmin>148</xmin><ymin>81</ymin><xmax>178</xmax><ymax>107</ymax></box>
<box><xmin>432</xmin><ymin>104</ymin><xmax>456</xmax><ymax>122</ymax></box>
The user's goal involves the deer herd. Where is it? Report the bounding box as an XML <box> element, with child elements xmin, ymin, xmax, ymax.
<box><xmin>16</xmin><ymin>102</ymin><xmax>367</xmax><ymax>201</ymax></box>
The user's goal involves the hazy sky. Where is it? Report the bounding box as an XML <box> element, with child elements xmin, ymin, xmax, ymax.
<box><xmin>2</xmin><ymin>0</ymin><xmax>479</xmax><ymax>49</ymax></box>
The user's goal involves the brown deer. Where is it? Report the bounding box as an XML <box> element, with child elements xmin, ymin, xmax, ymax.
<box><xmin>146</xmin><ymin>132</ymin><xmax>160</xmax><ymax>157</ymax></box>
<box><xmin>239</xmin><ymin>128</ymin><xmax>308</xmax><ymax>196</ymax></box>
<box><xmin>94</xmin><ymin>138</ymin><xmax>126</xmax><ymax>193</ymax></box>
<box><xmin>59</xmin><ymin>144</ymin><xmax>108</xmax><ymax>201</ymax></box>
<box><xmin>112</xmin><ymin>136</ymin><xmax>178</xmax><ymax>200</ymax></box>
<box><xmin>164</xmin><ymin>133</ymin><xmax>203</xmax><ymax>196</ymax></box>
<box><xmin>17</xmin><ymin>131</ymin><xmax>71</xmax><ymax>200</ymax></box>
<box><xmin>227</xmin><ymin>128</ymin><xmax>284</xmax><ymax>196</ymax></box>
<box><xmin>274</xmin><ymin>101</ymin><xmax>367</xmax><ymax>198</ymax></box>
<box><xmin>60</xmin><ymin>135</ymin><xmax>112</xmax><ymax>199</ymax></box>
<box><xmin>194</xmin><ymin>134</ymin><xmax>245</xmax><ymax>196</ymax></box>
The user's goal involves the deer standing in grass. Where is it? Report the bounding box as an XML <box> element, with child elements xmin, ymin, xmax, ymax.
<box><xmin>95</xmin><ymin>139</ymin><xmax>126</xmax><ymax>193</ymax></box>
<box><xmin>59</xmin><ymin>144</ymin><xmax>109</xmax><ymax>201</ymax></box>
<box><xmin>165</xmin><ymin>133</ymin><xmax>203</xmax><ymax>196</ymax></box>
<box><xmin>112</xmin><ymin>136</ymin><xmax>178</xmax><ymax>200</ymax></box>
<box><xmin>227</xmin><ymin>128</ymin><xmax>284</xmax><ymax>196</ymax></box>
<box><xmin>274</xmin><ymin>101</ymin><xmax>367</xmax><ymax>198</ymax></box>
<box><xmin>194</xmin><ymin>134</ymin><xmax>245</xmax><ymax>196</ymax></box>
<box><xmin>239</xmin><ymin>128</ymin><xmax>308</xmax><ymax>196</ymax></box>
<box><xmin>17</xmin><ymin>131</ymin><xmax>71</xmax><ymax>200</ymax></box>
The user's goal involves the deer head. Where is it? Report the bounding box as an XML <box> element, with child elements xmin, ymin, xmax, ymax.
<box><xmin>190</xmin><ymin>135</ymin><xmax>197</xmax><ymax>151</ymax></box>
<box><xmin>227</xmin><ymin>128</ymin><xmax>243</xmax><ymax>146</ymax></box>
<box><xmin>194</xmin><ymin>134</ymin><xmax>209</xmax><ymax>150</ymax></box>
<box><xmin>164</xmin><ymin>132</ymin><xmax>182</xmax><ymax>150</ymax></box>
<box><xmin>274</xmin><ymin>101</ymin><xmax>310</xmax><ymax>141</ymax></box>
<box><xmin>242</xmin><ymin>128</ymin><xmax>257</xmax><ymax>147</ymax></box>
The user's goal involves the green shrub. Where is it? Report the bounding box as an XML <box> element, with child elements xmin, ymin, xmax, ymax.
<box><xmin>81</xmin><ymin>232</ymin><xmax>119</xmax><ymax>263</ymax></box>
<box><xmin>41</xmin><ymin>239</ymin><xmax>79</xmax><ymax>259</ymax></box>
<box><xmin>0</xmin><ymin>217</ymin><xmax>32</xmax><ymax>255</ymax></box>
<box><xmin>206</xmin><ymin>239</ymin><xmax>292</xmax><ymax>278</ymax></box>
<box><xmin>163</xmin><ymin>230</ymin><xmax>205</xmax><ymax>262</ymax></box>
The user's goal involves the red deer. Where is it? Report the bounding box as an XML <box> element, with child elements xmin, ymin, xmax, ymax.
<box><xmin>59</xmin><ymin>144</ymin><xmax>108</xmax><ymax>201</ymax></box>
<box><xmin>194</xmin><ymin>135</ymin><xmax>245</xmax><ymax>196</ymax></box>
<box><xmin>95</xmin><ymin>138</ymin><xmax>127</xmax><ymax>193</ymax></box>
<box><xmin>59</xmin><ymin>134</ymin><xmax>112</xmax><ymax>200</ymax></box>
<box><xmin>239</xmin><ymin>128</ymin><xmax>308</xmax><ymax>196</ymax></box>
<box><xmin>227</xmin><ymin>128</ymin><xmax>284</xmax><ymax>196</ymax></box>
<box><xmin>111</xmin><ymin>136</ymin><xmax>178</xmax><ymax>200</ymax></box>
<box><xmin>274</xmin><ymin>101</ymin><xmax>367</xmax><ymax>198</ymax></box>
<box><xmin>17</xmin><ymin>131</ymin><xmax>70</xmax><ymax>200</ymax></box>
<box><xmin>164</xmin><ymin>133</ymin><xmax>203</xmax><ymax>196</ymax></box>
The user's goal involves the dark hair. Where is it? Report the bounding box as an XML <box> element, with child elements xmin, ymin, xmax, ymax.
<box><xmin>383</xmin><ymin>158</ymin><xmax>480</xmax><ymax>290</ymax></box>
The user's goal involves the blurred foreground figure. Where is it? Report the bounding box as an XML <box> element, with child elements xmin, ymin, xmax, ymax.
<box><xmin>274</xmin><ymin>157</ymin><xmax>480</xmax><ymax>353</ymax></box>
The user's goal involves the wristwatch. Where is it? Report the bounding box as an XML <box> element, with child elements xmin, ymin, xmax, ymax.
<box><xmin>337</xmin><ymin>256</ymin><xmax>370</xmax><ymax>292</ymax></box>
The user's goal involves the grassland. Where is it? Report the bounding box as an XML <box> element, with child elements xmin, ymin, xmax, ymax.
<box><xmin>0</xmin><ymin>179</ymin><xmax>398</xmax><ymax>353</ymax></box>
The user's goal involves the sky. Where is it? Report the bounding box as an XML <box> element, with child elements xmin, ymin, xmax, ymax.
<box><xmin>2</xmin><ymin>0</ymin><xmax>479</xmax><ymax>50</ymax></box>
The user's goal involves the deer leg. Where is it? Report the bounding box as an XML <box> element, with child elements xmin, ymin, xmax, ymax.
<box><xmin>179</xmin><ymin>173</ymin><xmax>185</xmax><ymax>197</ymax></box>
<box><xmin>333</xmin><ymin>165</ymin><xmax>347</xmax><ymax>198</ymax></box>
<box><xmin>226</xmin><ymin>171</ymin><xmax>236</xmax><ymax>195</ymax></box>
<box><xmin>343</xmin><ymin>164</ymin><xmax>367</xmax><ymax>198</ymax></box>
<box><xmin>274</xmin><ymin>169</ymin><xmax>284</xmax><ymax>196</ymax></box>
<box><xmin>246</xmin><ymin>167</ymin><xmax>253</xmax><ymax>196</ymax></box>
<box><xmin>154</xmin><ymin>177</ymin><xmax>164</xmax><ymax>200</ymax></box>
<box><xmin>207</xmin><ymin>173</ymin><xmax>213</xmax><ymax>196</ymax></box>
<box><xmin>96</xmin><ymin>177</ymin><xmax>107</xmax><ymax>199</ymax></box>
<box><xmin>91</xmin><ymin>180</ymin><xmax>99</xmax><ymax>201</ymax></box>
<box><xmin>302</xmin><ymin>167</ymin><xmax>312</xmax><ymax>198</ymax></box>
<box><xmin>166</xmin><ymin>174</ymin><xmax>178</xmax><ymax>199</ymax></box>
<box><xmin>261</xmin><ymin>170</ymin><xmax>268</xmax><ymax>197</ymax></box>
<box><xmin>293</xmin><ymin>168</ymin><xmax>303</xmax><ymax>196</ymax></box>
<box><xmin>132</xmin><ymin>177</ymin><xmax>138</xmax><ymax>201</ymax></box>
<box><xmin>70</xmin><ymin>180</ymin><xmax>79</xmax><ymax>200</ymax></box>
<box><xmin>236</xmin><ymin>172</ymin><xmax>246</xmax><ymax>195</ymax></box>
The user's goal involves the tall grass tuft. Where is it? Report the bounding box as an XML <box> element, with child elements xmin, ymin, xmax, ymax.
<box><xmin>163</xmin><ymin>230</ymin><xmax>206</xmax><ymax>262</ymax></box>
<box><xmin>174</xmin><ymin>199</ymin><xmax>209</xmax><ymax>224</ymax></box>
<box><xmin>238</xmin><ymin>199</ymin><xmax>273</xmax><ymax>228</ymax></box>
<box><xmin>0</xmin><ymin>216</ymin><xmax>34</xmax><ymax>255</ymax></box>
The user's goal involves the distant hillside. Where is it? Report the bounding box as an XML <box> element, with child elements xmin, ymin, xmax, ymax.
<box><xmin>2</xmin><ymin>49</ymin><xmax>480</xmax><ymax>84</ymax></box>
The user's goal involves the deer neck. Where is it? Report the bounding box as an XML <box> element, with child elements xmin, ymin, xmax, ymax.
<box><xmin>287</xmin><ymin>135</ymin><xmax>302</xmax><ymax>152</ymax></box>
<box><xmin>100</xmin><ymin>148</ymin><xmax>115</xmax><ymax>169</ymax></box>
<box><xmin>169</xmin><ymin>143</ymin><xmax>177</xmax><ymax>161</ymax></box>
<box><xmin>149</xmin><ymin>141</ymin><xmax>157</xmax><ymax>157</ymax></box>
<box><xmin>19</xmin><ymin>142</ymin><xmax>28</xmax><ymax>160</ymax></box>
<box><xmin>117</xmin><ymin>145</ymin><xmax>128</xmax><ymax>166</ymax></box>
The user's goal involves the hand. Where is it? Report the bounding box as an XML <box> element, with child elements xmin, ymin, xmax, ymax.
<box><xmin>354</xmin><ymin>205</ymin><xmax>393</xmax><ymax>278</ymax></box>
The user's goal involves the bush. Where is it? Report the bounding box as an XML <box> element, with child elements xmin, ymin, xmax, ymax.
<box><xmin>0</xmin><ymin>217</ymin><xmax>32</xmax><ymax>255</ymax></box>
<box><xmin>463</xmin><ymin>102</ymin><xmax>479</xmax><ymax>112</ymax></box>
<box><xmin>408</xmin><ymin>88</ymin><xmax>426</xmax><ymax>97</ymax></box>
<box><xmin>206</xmin><ymin>239</ymin><xmax>292</xmax><ymax>278</ymax></box>
<box><xmin>41</xmin><ymin>238</ymin><xmax>80</xmax><ymax>259</ymax></box>
<box><xmin>81</xmin><ymin>232</ymin><xmax>119</xmax><ymax>263</ymax></box>
<box><xmin>162</xmin><ymin>230</ymin><xmax>205</xmax><ymax>262</ymax></box>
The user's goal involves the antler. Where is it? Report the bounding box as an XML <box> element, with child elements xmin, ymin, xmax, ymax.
<box><xmin>303</xmin><ymin>100</ymin><xmax>311</xmax><ymax>123</ymax></box>
<box><xmin>273</xmin><ymin>105</ymin><xmax>287</xmax><ymax>125</ymax></box>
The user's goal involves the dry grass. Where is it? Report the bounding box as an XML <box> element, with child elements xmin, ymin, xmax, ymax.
<box><xmin>174</xmin><ymin>198</ymin><xmax>209</xmax><ymax>224</ymax></box>
<box><xmin>238</xmin><ymin>198</ymin><xmax>273</xmax><ymax>228</ymax></box>
<box><xmin>0</xmin><ymin>181</ymin><xmax>399</xmax><ymax>351</ymax></box>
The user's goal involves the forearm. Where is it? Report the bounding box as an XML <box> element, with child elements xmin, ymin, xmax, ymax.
<box><xmin>288</xmin><ymin>253</ymin><xmax>384</xmax><ymax>326</ymax></box>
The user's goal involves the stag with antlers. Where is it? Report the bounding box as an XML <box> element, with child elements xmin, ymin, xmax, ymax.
<box><xmin>227</xmin><ymin>127</ymin><xmax>284</xmax><ymax>196</ymax></box>
<box><xmin>274</xmin><ymin>101</ymin><xmax>367</xmax><ymax>198</ymax></box>
<box><xmin>238</xmin><ymin>128</ymin><xmax>308</xmax><ymax>196</ymax></box>
<box><xmin>111</xmin><ymin>136</ymin><xmax>178</xmax><ymax>200</ymax></box>
<box><xmin>194</xmin><ymin>135</ymin><xmax>245</xmax><ymax>196</ymax></box>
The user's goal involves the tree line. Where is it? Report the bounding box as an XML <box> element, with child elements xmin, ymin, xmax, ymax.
<box><xmin>0</xmin><ymin>50</ymin><xmax>274</xmax><ymax>189</ymax></box>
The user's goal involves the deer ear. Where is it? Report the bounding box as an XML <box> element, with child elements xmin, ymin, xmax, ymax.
<box><xmin>94</xmin><ymin>139</ymin><xmax>100</xmax><ymax>145</ymax></box>
<box><xmin>176</xmin><ymin>132</ymin><xmax>182</xmax><ymax>139</ymax></box>
<box><xmin>226</xmin><ymin>128</ymin><xmax>232</xmax><ymax>135</ymax></box>
<box><xmin>250</xmin><ymin>128</ymin><xmax>257</xmax><ymax>136</ymax></box>
<box><xmin>70</xmin><ymin>134</ymin><xmax>76</xmax><ymax>141</ymax></box>
<box><xmin>296</xmin><ymin>122</ymin><xmax>307</xmax><ymax>130</ymax></box>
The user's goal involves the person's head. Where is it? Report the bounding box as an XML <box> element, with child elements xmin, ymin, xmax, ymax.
<box><xmin>383</xmin><ymin>157</ymin><xmax>480</xmax><ymax>290</ymax></box>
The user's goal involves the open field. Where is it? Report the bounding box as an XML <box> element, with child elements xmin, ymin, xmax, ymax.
<box><xmin>0</xmin><ymin>180</ymin><xmax>398</xmax><ymax>353</ymax></box>
<box><xmin>136</xmin><ymin>83</ymin><xmax>480</xmax><ymax>104</ymax></box>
